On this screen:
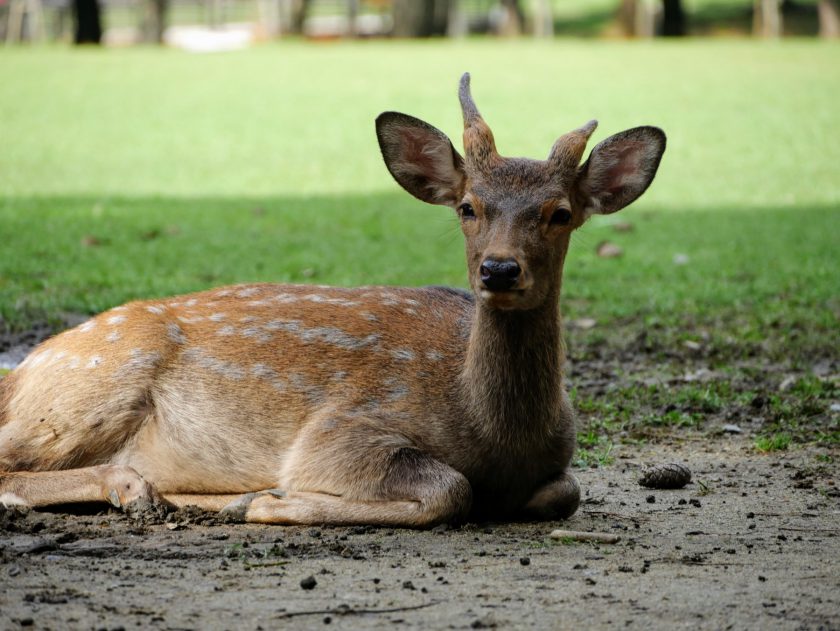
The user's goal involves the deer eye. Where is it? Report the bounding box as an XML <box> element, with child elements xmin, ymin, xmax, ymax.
<box><xmin>549</xmin><ymin>208</ymin><xmax>572</xmax><ymax>226</ymax></box>
<box><xmin>458</xmin><ymin>203</ymin><xmax>476</xmax><ymax>219</ymax></box>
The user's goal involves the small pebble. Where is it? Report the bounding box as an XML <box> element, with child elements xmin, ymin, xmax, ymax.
<box><xmin>520</xmin><ymin>557</ymin><xmax>530</xmax><ymax>566</ymax></box>
<box><xmin>300</xmin><ymin>576</ymin><xmax>317</xmax><ymax>590</ymax></box>
<box><xmin>646</xmin><ymin>495</ymin><xmax>656</xmax><ymax>504</ymax></box>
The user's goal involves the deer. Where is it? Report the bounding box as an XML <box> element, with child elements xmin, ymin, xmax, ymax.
<box><xmin>0</xmin><ymin>74</ymin><xmax>665</xmax><ymax>527</ymax></box>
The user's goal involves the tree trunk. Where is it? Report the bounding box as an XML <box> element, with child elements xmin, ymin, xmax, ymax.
<box><xmin>498</xmin><ymin>0</ymin><xmax>524</xmax><ymax>36</ymax></box>
<box><xmin>661</xmin><ymin>0</ymin><xmax>686</xmax><ymax>36</ymax></box>
<box><xmin>818</xmin><ymin>0</ymin><xmax>840</xmax><ymax>38</ymax></box>
<box><xmin>142</xmin><ymin>0</ymin><xmax>168</xmax><ymax>43</ymax></box>
<box><xmin>346</xmin><ymin>0</ymin><xmax>359</xmax><ymax>37</ymax></box>
<box><xmin>753</xmin><ymin>0</ymin><xmax>782</xmax><ymax>37</ymax></box>
<box><xmin>533</xmin><ymin>0</ymin><xmax>554</xmax><ymax>37</ymax></box>
<box><xmin>290</xmin><ymin>0</ymin><xmax>312</xmax><ymax>34</ymax></box>
<box><xmin>73</xmin><ymin>0</ymin><xmax>101</xmax><ymax>44</ymax></box>
<box><xmin>619</xmin><ymin>0</ymin><xmax>656</xmax><ymax>37</ymax></box>
<box><xmin>392</xmin><ymin>0</ymin><xmax>450</xmax><ymax>37</ymax></box>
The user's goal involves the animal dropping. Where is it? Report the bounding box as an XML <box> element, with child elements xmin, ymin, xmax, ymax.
<box><xmin>638</xmin><ymin>463</ymin><xmax>692</xmax><ymax>490</ymax></box>
<box><xmin>0</xmin><ymin>74</ymin><xmax>665</xmax><ymax>527</ymax></box>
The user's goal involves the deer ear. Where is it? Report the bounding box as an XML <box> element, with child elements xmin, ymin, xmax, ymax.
<box><xmin>376</xmin><ymin>112</ymin><xmax>466</xmax><ymax>207</ymax></box>
<box><xmin>576</xmin><ymin>126</ymin><xmax>666</xmax><ymax>216</ymax></box>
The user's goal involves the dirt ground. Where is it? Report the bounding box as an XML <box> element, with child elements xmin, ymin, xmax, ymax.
<box><xmin>1</xmin><ymin>323</ymin><xmax>838</xmax><ymax>630</ymax></box>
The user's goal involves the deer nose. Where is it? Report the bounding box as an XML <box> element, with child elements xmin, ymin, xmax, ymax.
<box><xmin>480</xmin><ymin>258</ymin><xmax>521</xmax><ymax>291</ymax></box>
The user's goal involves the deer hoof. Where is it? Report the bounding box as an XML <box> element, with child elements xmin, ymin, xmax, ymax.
<box><xmin>99</xmin><ymin>464</ymin><xmax>166</xmax><ymax>510</ymax></box>
<box><xmin>220</xmin><ymin>489</ymin><xmax>286</xmax><ymax>522</ymax></box>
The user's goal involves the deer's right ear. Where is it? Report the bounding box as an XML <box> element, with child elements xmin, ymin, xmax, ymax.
<box><xmin>376</xmin><ymin>112</ymin><xmax>466</xmax><ymax>207</ymax></box>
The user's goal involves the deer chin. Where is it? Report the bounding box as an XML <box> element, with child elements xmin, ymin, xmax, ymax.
<box><xmin>478</xmin><ymin>288</ymin><xmax>529</xmax><ymax>310</ymax></box>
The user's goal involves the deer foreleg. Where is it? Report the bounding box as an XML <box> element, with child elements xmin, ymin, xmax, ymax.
<box><xmin>218</xmin><ymin>447</ymin><xmax>473</xmax><ymax>528</ymax></box>
<box><xmin>0</xmin><ymin>464</ymin><xmax>167</xmax><ymax>509</ymax></box>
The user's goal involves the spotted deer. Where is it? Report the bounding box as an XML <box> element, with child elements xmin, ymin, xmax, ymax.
<box><xmin>0</xmin><ymin>74</ymin><xmax>665</xmax><ymax>527</ymax></box>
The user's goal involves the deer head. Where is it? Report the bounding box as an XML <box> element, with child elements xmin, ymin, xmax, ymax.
<box><xmin>376</xmin><ymin>73</ymin><xmax>666</xmax><ymax>311</ymax></box>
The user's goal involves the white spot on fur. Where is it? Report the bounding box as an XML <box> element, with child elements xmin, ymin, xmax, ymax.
<box><xmin>288</xmin><ymin>372</ymin><xmax>325</xmax><ymax>404</ymax></box>
<box><xmin>303</xmin><ymin>295</ymin><xmax>359</xmax><ymax>307</ymax></box>
<box><xmin>184</xmin><ymin>348</ymin><xmax>244</xmax><ymax>380</ymax></box>
<box><xmin>425</xmin><ymin>350</ymin><xmax>443</xmax><ymax>362</ymax></box>
<box><xmin>404</xmin><ymin>308</ymin><xmax>418</xmax><ymax>316</ymax></box>
<box><xmin>390</xmin><ymin>348</ymin><xmax>416</xmax><ymax>361</ymax></box>
<box><xmin>217</xmin><ymin>325</ymin><xmax>236</xmax><ymax>336</ymax></box>
<box><xmin>167</xmin><ymin>323</ymin><xmax>187</xmax><ymax>344</ymax></box>
<box><xmin>184</xmin><ymin>298</ymin><xmax>198</xmax><ymax>307</ymax></box>
<box><xmin>112</xmin><ymin>305</ymin><xmax>127</xmax><ymax>311</ymax></box>
<box><xmin>250</xmin><ymin>363</ymin><xmax>286</xmax><ymax>391</ymax></box>
<box><xmin>107</xmin><ymin>315</ymin><xmax>127</xmax><ymax>325</ymax></box>
<box><xmin>146</xmin><ymin>305</ymin><xmax>165</xmax><ymax>315</ymax></box>
<box><xmin>384</xmin><ymin>378</ymin><xmax>410</xmax><ymax>402</ymax></box>
<box><xmin>122</xmin><ymin>349</ymin><xmax>162</xmax><ymax>373</ymax></box>
<box><xmin>208</xmin><ymin>313</ymin><xmax>227</xmax><ymax>322</ymax></box>
<box><xmin>177</xmin><ymin>315</ymin><xmax>204</xmax><ymax>324</ymax></box>
<box><xmin>360</xmin><ymin>312</ymin><xmax>379</xmax><ymax>322</ymax></box>
<box><xmin>79</xmin><ymin>320</ymin><xmax>96</xmax><ymax>333</ymax></box>
<box><xmin>86</xmin><ymin>356</ymin><xmax>103</xmax><ymax>369</ymax></box>
<box><xmin>215</xmin><ymin>289</ymin><xmax>232</xmax><ymax>297</ymax></box>
<box><xmin>29</xmin><ymin>350</ymin><xmax>52</xmax><ymax>367</ymax></box>
<box><xmin>236</xmin><ymin>287</ymin><xmax>259</xmax><ymax>298</ymax></box>
<box><xmin>273</xmin><ymin>293</ymin><xmax>299</xmax><ymax>304</ymax></box>
<box><xmin>240</xmin><ymin>326</ymin><xmax>272</xmax><ymax>343</ymax></box>
<box><xmin>246</xmin><ymin>299</ymin><xmax>270</xmax><ymax>307</ymax></box>
<box><xmin>300</xmin><ymin>327</ymin><xmax>380</xmax><ymax>350</ymax></box>
<box><xmin>106</xmin><ymin>330</ymin><xmax>122</xmax><ymax>343</ymax></box>
<box><xmin>239</xmin><ymin>315</ymin><xmax>258</xmax><ymax>323</ymax></box>
<box><xmin>68</xmin><ymin>356</ymin><xmax>81</xmax><ymax>369</ymax></box>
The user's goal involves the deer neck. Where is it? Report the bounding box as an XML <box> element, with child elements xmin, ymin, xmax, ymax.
<box><xmin>460</xmin><ymin>289</ymin><xmax>565</xmax><ymax>445</ymax></box>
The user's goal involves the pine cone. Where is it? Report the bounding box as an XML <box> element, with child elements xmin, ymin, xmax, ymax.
<box><xmin>638</xmin><ymin>463</ymin><xmax>692</xmax><ymax>489</ymax></box>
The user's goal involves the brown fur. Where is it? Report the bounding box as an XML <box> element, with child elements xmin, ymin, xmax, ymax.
<box><xmin>0</xmin><ymin>370</ymin><xmax>14</xmax><ymax>428</ymax></box>
<box><xmin>0</xmin><ymin>74</ymin><xmax>665</xmax><ymax>526</ymax></box>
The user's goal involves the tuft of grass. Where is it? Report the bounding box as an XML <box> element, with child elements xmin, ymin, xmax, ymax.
<box><xmin>755</xmin><ymin>433</ymin><xmax>792</xmax><ymax>453</ymax></box>
<box><xmin>574</xmin><ymin>438</ymin><xmax>615</xmax><ymax>469</ymax></box>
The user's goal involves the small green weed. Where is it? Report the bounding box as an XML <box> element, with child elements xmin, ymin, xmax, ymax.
<box><xmin>755</xmin><ymin>433</ymin><xmax>792</xmax><ymax>453</ymax></box>
<box><xmin>574</xmin><ymin>439</ymin><xmax>615</xmax><ymax>468</ymax></box>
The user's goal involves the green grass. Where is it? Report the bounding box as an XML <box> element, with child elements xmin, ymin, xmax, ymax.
<box><xmin>1</xmin><ymin>41</ymin><xmax>837</xmax><ymax>333</ymax></box>
<box><xmin>755</xmin><ymin>433</ymin><xmax>792</xmax><ymax>452</ymax></box>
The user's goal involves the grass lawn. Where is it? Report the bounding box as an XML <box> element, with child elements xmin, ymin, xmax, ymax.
<box><xmin>1</xmin><ymin>40</ymin><xmax>837</xmax><ymax>449</ymax></box>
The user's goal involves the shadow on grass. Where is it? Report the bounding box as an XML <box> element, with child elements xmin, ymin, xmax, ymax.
<box><xmin>0</xmin><ymin>194</ymin><xmax>837</xmax><ymax>346</ymax></box>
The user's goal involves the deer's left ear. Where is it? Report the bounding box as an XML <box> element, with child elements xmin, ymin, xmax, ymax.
<box><xmin>576</xmin><ymin>126</ymin><xmax>666</xmax><ymax>216</ymax></box>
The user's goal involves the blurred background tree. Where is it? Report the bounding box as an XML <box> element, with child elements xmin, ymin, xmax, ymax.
<box><xmin>0</xmin><ymin>0</ymin><xmax>837</xmax><ymax>45</ymax></box>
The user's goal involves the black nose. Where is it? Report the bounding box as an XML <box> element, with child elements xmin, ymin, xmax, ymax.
<box><xmin>480</xmin><ymin>258</ymin><xmax>521</xmax><ymax>291</ymax></box>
